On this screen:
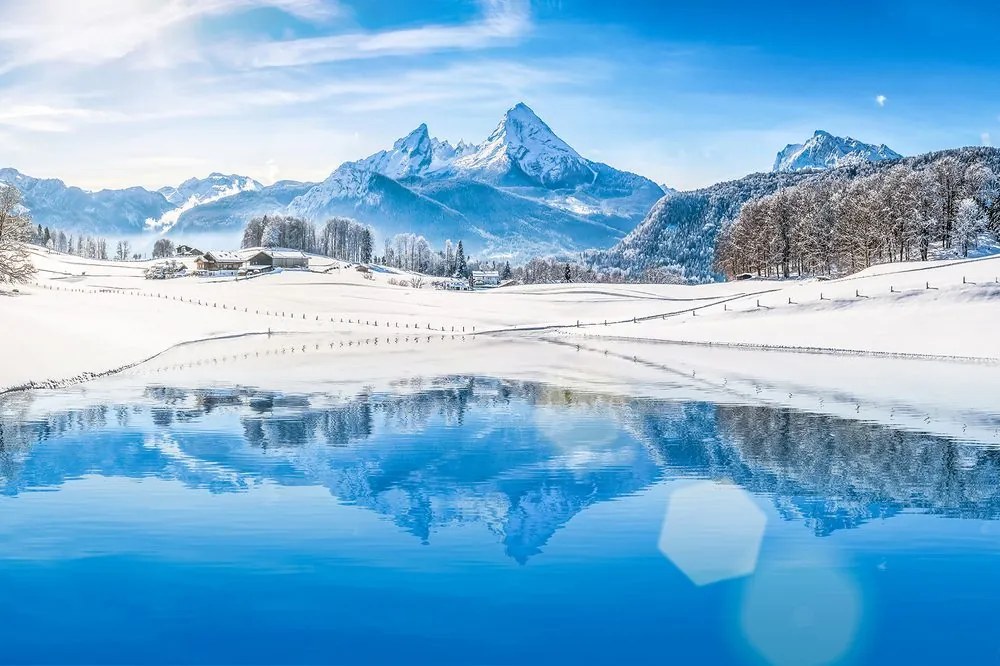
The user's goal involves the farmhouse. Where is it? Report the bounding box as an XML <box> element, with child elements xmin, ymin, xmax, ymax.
<box><xmin>195</xmin><ymin>251</ymin><xmax>245</xmax><ymax>272</ymax></box>
<box><xmin>471</xmin><ymin>270</ymin><xmax>501</xmax><ymax>288</ymax></box>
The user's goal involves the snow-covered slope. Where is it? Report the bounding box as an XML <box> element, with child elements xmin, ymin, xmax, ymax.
<box><xmin>158</xmin><ymin>173</ymin><xmax>262</xmax><ymax>206</ymax></box>
<box><xmin>149</xmin><ymin>173</ymin><xmax>263</xmax><ymax>232</ymax></box>
<box><xmin>170</xmin><ymin>180</ymin><xmax>314</xmax><ymax>231</ymax></box>
<box><xmin>286</xmin><ymin>162</ymin><xmax>466</xmax><ymax>237</ymax></box>
<box><xmin>773</xmin><ymin>130</ymin><xmax>902</xmax><ymax>172</ymax></box>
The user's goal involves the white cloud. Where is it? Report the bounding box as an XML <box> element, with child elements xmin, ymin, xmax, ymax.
<box><xmin>0</xmin><ymin>0</ymin><xmax>341</xmax><ymax>73</ymax></box>
<box><xmin>228</xmin><ymin>0</ymin><xmax>532</xmax><ymax>69</ymax></box>
<box><xmin>875</xmin><ymin>94</ymin><xmax>887</xmax><ymax>107</ymax></box>
<box><xmin>983</xmin><ymin>132</ymin><xmax>992</xmax><ymax>146</ymax></box>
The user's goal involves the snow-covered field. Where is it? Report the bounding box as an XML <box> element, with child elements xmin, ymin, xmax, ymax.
<box><xmin>2</xmin><ymin>245</ymin><xmax>999</xmax><ymax>395</ymax></box>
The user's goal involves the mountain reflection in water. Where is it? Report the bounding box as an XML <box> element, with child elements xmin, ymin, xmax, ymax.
<box><xmin>3</xmin><ymin>376</ymin><xmax>1000</xmax><ymax>561</ymax></box>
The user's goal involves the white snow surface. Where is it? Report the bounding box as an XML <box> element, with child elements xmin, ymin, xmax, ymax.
<box><xmin>4</xmin><ymin>247</ymin><xmax>999</xmax><ymax>452</ymax></box>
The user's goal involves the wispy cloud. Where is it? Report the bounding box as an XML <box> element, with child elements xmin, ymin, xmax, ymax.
<box><xmin>0</xmin><ymin>103</ymin><xmax>118</xmax><ymax>132</ymax></box>
<box><xmin>875</xmin><ymin>94</ymin><xmax>887</xmax><ymax>107</ymax></box>
<box><xmin>227</xmin><ymin>0</ymin><xmax>532</xmax><ymax>69</ymax></box>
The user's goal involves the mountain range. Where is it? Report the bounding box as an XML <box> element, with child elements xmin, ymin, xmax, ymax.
<box><xmin>1</xmin><ymin>104</ymin><xmax>665</xmax><ymax>259</ymax></box>
<box><xmin>1</xmin><ymin>110</ymin><xmax>911</xmax><ymax>264</ymax></box>
<box><xmin>773</xmin><ymin>130</ymin><xmax>902</xmax><ymax>172</ymax></box>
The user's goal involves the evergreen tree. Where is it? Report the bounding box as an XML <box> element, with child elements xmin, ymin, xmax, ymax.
<box><xmin>564</xmin><ymin>263</ymin><xmax>572</xmax><ymax>282</ymax></box>
<box><xmin>455</xmin><ymin>240</ymin><xmax>468</xmax><ymax>277</ymax></box>
<box><xmin>501</xmin><ymin>261</ymin><xmax>512</xmax><ymax>280</ymax></box>
<box><xmin>361</xmin><ymin>227</ymin><xmax>373</xmax><ymax>263</ymax></box>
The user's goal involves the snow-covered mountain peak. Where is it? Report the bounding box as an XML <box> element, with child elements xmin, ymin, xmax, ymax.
<box><xmin>159</xmin><ymin>173</ymin><xmax>262</xmax><ymax>205</ymax></box>
<box><xmin>358</xmin><ymin>123</ymin><xmax>465</xmax><ymax>179</ymax></box>
<box><xmin>454</xmin><ymin>102</ymin><xmax>595</xmax><ymax>188</ymax></box>
<box><xmin>394</xmin><ymin>123</ymin><xmax>431</xmax><ymax>154</ymax></box>
<box><xmin>298</xmin><ymin>161</ymin><xmax>383</xmax><ymax>205</ymax></box>
<box><xmin>773</xmin><ymin>131</ymin><xmax>902</xmax><ymax>172</ymax></box>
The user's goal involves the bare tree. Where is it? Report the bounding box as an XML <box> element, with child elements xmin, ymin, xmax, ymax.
<box><xmin>0</xmin><ymin>185</ymin><xmax>36</xmax><ymax>284</ymax></box>
<box><xmin>152</xmin><ymin>238</ymin><xmax>175</xmax><ymax>258</ymax></box>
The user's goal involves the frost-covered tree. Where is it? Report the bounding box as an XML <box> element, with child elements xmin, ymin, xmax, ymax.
<box><xmin>969</xmin><ymin>165</ymin><xmax>1000</xmax><ymax>236</ymax></box>
<box><xmin>241</xmin><ymin>216</ymin><xmax>266</xmax><ymax>248</ymax></box>
<box><xmin>932</xmin><ymin>156</ymin><xmax>964</xmax><ymax>249</ymax></box>
<box><xmin>261</xmin><ymin>217</ymin><xmax>284</xmax><ymax>248</ymax></box>
<box><xmin>712</xmin><ymin>152</ymin><xmax>1000</xmax><ymax>279</ymax></box>
<box><xmin>955</xmin><ymin>198</ymin><xmax>986</xmax><ymax>257</ymax></box>
<box><xmin>0</xmin><ymin>185</ymin><xmax>36</xmax><ymax>284</ymax></box>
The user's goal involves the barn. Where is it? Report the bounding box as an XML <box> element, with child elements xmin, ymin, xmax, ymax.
<box><xmin>244</xmin><ymin>249</ymin><xmax>309</xmax><ymax>270</ymax></box>
<box><xmin>472</xmin><ymin>270</ymin><xmax>501</xmax><ymax>288</ymax></box>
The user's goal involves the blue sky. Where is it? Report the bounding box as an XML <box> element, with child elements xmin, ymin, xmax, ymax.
<box><xmin>0</xmin><ymin>0</ymin><xmax>996</xmax><ymax>191</ymax></box>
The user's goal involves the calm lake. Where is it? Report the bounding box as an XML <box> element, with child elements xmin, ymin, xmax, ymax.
<box><xmin>2</xmin><ymin>376</ymin><xmax>1000</xmax><ymax>665</ymax></box>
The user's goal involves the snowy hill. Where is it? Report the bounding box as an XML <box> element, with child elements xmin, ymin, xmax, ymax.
<box><xmin>773</xmin><ymin>130</ymin><xmax>902</xmax><ymax>172</ymax></box>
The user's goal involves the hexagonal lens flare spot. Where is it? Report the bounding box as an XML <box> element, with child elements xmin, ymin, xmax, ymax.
<box><xmin>657</xmin><ymin>481</ymin><xmax>767</xmax><ymax>586</ymax></box>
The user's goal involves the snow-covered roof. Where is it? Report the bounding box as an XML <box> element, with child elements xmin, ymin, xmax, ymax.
<box><xmin>201</xmin><ymin>250</ymin><xmax>244</xmax><ymax>262</ymax></box>
<box><xmin>200</xmin><ymin>248</ymin><xmax>309</xmax><ymax>262</ymax></box>
<box><xmin>258</xmin><ymin>249</ymin><xmax>308</xmax><ymax>260</ymax></box>
<box><xmin>240</xmin><ymin>247</ymin><xmax>309</xmax><ymax>260</ymax></box>
<box><xmin>472</xmin><ymin>270</ymin><xmax>500</xmax><ymax>277</ymax></box>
